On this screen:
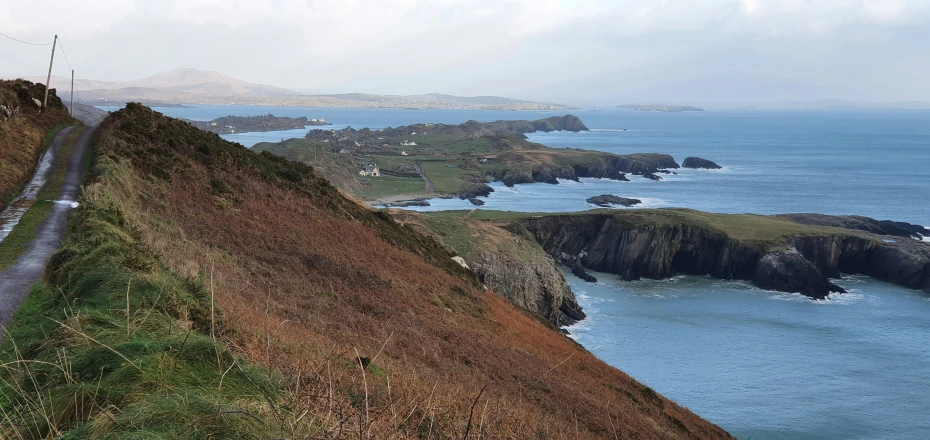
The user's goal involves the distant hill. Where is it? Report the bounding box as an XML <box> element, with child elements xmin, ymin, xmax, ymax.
<box><xmin>21</xmin><ymin>68</ymin><xmax>572</xmax><ymax>110</ymax></box>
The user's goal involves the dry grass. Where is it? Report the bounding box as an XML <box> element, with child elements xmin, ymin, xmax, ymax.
<box><xmin>4</xmin><ymin>104</ymin><xmax>733</xmax><ymax>438</ymax></box>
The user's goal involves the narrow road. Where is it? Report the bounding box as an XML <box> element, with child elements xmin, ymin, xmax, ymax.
<box><xmin>0</xmin><ymin>127</ymin><xmax>74</xmax><ymax>242</ymax></box>
<box><xmin>0</xmin><ymin>126</ymin><xmax>93</xmax><ymax>337</ymax></box>
<box><xmin>414</xmin><ymin>161</ymin><xmax>435</xmax><ymax>192</ymax></box>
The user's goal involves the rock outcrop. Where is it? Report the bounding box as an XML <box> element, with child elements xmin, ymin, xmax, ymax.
<box><xmin>390</xmin><ymin>211</ymin><xmax>585</xmax><ymax>325</ymax></box>
<box><xmin>458</xmin><ymin>183</ymin><xmax>494</xmax><ymax>199</ymax></box>
<box><xmin>509</xmin><ymin>211</ymin><xmax>930</xmax><ymax>299</ymax></box>
<box><xmin>682</xmin><ymin>157</ymin><xmax>722</xmax><ymax>169</ymax></box>
<box><xmin>471</xmin><ymin>251</ymin><xmax>585</xmax><ymax>326</ymax></box>
<box><xmin>587</xmin><ymin>195</ymin><xmax>642</xmax><ymax>207</ymax></box>
<box><xmin>753</xmin><ymin>251</ymin><xmax>846</xmax><ymax>299</ymax></box>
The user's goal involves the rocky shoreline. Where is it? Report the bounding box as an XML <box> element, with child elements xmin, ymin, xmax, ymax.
<box><xmin>505</xmin><ymin>210</ymin><xmax>930</xmax><ymax>300</ymax></box>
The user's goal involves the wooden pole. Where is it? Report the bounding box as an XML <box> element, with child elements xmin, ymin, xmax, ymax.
<box><xmin>43</xmin><ymin>35</ymin><xmax>58</xmax><ymax>110</ymax></box>
<box><xmin>70</xmin><ymin>69</ymin><xmax>74</xmax><ymax>115</ymax></box>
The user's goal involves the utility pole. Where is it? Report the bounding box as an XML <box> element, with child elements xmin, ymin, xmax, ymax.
<box><xmin>42</xmin><ymin>34</ymin><xmax>58</xmax><ymax>110</ymax></box>
<box><xmin>70</xmin><ymin>69</ymin><xmax>74</xmax><ymax>115</ymax></box>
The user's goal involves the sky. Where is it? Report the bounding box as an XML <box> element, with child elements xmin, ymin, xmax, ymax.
<box><xmin>2</xmin><ymin>0</ymin><xmax>929</xmax><ymax>106</ymax></box>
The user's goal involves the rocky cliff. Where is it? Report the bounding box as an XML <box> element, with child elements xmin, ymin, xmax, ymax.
<box><xmin>392</xmin><ymin>211</ymin><xmax>584</xmax><ymax>325</ymax></box>
<box><xmin>494</xmin><ymin>153</ymin><xmax>681</xmax><ymax>186</ymax></box>
<box><xmin>469</xmin><ymin>250</ymin><xmax>585</xmax><ymax>326</ymax></box>
<box><xmin>506</xmin><ymin>210</ymin><xmax>930</xmax><ymax>299</ymax></box>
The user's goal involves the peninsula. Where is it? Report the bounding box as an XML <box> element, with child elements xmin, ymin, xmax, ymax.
<box><xmin>254</xmin><ymin>115</ymin><xmax>700</xmax><ymax>202</ymax></box>
<box><xmin>185</xmin><ymin>114</ymin><xmax>329</xmax><ymax>134</ymax></box>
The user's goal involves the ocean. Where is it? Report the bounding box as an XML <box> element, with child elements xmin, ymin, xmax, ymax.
<box><xmin>144</xmin><ymin>104</ymin><xmax>930</xmax><ymax>438</ymax></box>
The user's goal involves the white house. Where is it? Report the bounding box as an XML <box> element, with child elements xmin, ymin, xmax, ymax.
<box><xmin>402</xmin><ymin>140</ymin><xmax>417</xmax><ymax>146</ymax></box>
<box><xmin>359</xmin><ymin>164</ymin><xmax>381</xmax><ymax>177</ymax></box>
<box><xmin>400</xmin><ymin>151</ymin><xmax>409</xmax><ymax>156</ymax></box>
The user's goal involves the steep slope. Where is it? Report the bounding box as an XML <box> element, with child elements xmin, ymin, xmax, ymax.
<box><xmin>0</xmin><ymin>104</ymin><xmax>731</xmax><ymax>439</ymax></box>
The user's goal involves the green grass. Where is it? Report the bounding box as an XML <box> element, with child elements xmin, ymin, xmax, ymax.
<box><xmin>0</xmin><ymin>128</ymin><xmax>80</xmax><ymax>270</ymax></box>
<box><xmin>418</xmin><ymin>160</ymin><xmax>471</xmax><ymax>193</ymax></box>
<box><xmin>362</xmin><ymin>175</ymin><xmax>427</xmax><ymax>199</ymax></box>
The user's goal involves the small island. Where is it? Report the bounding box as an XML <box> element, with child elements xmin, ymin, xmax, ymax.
<box><xmin>587</xmin><ymin>195</ymin><xmax>642</xmax><ymax>207</ymax></box>
<box><xmin>618</xmin><ymin>104</ymin><xmax>706</xmax><ymax>112</ymax></box>
<box><xmin>682</xmin><ymin>157</ymin><xmax>722</xmax><ymax>169</ymax></box>
<box><xmin>187</xmin><ymin>114</ymin><xmax>330</xmax><ymax>134</ymax></box>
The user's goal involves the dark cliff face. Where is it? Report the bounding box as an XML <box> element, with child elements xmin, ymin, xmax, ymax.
<box><xmin>493</xmin><ymin>153</ymin><xmax>679</xmax><ymax>187</ymax></box>
<box><xmin>788</xmin><ymin>234</ymin><xmax>930</xmax><ymax>292</ymax></box>
<box><xmin>513</xmin><ymin>213</ymin><xmax>930</xmax><ymax>299</ymax></box>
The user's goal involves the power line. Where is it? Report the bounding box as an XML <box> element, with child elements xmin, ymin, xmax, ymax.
<box><xmin>56</xmin><ymin>36</ymin><xmax>73</xmax><ymax>71</ymax></box>
<box><xmin>0</xmin><ymin>30</ymin><xmax>52</xmax><ymax>46</ymax></box>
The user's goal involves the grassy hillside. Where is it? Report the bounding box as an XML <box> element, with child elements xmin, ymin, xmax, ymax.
<box><xmin>0</xmin><ymin>104</ymin><xmax>732</xmax><ymax>439</ymax></box>
<box><xmin>0</xmin><ymin>80</ymin><xmax>75</xmax><ymax>210</ymax></box>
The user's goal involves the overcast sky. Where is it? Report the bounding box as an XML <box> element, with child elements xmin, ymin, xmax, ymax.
<box><xmin>2</xmin><ymin>0</ymin><xmax>928</xmax><ymax>106</ymax></box>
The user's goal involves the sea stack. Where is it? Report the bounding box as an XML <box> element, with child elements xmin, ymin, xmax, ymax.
<box><xmin>682</xmin><ymin>157</ymin><xmax>722</xmax><ymax>169</ymax></box>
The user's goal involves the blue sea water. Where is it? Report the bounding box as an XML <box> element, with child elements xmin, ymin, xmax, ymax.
<box><xmin>142</xmin><ymin>105</ymin><xmax>930</xmax><ymax>438</ymax></box>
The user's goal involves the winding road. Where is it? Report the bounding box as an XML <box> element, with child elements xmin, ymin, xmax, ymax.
<box><xmin>0</xmin><ymin>126</ymin><xmax>93</xmax><ymax>338</ymax></box>
<box><xmin>414</xmin><ymin>161</ymin><xmax>435</xmax><ymax>192</ymax></box>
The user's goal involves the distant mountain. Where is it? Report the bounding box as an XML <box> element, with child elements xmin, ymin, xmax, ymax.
<box><xmin>22</xmin><ymin>68</ymin><xmax>571</xmax><ymax>110</ymax></box>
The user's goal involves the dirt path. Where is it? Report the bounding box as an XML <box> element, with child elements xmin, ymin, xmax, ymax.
<box><xmin>0</xmin><ymin>126</ymin><xmax>93</xmax><ymax>337</ymax></box>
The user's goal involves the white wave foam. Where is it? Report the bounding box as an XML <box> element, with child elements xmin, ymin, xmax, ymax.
<box><xmin>679</xmin><ymin>166</ymin><xmax>731</xmax><ymax>174</ymax></box>
<box><xmin>767</xmin><ymin>289</ymin><xmax>865</xmax><ymax>305</ymax></box>
<box><xmin>921</xmin><ymin>227</ymin><xmax>930</xmax><ymax>242</ymax></box>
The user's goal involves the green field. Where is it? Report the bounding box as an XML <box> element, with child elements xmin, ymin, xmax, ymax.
<box><xmin>362</xmin><ymin>175</ymin><xmax>426</xmax><ymax>199</ymax></box>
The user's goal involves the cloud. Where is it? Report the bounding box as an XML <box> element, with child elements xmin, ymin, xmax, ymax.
<box><xmin>2</xmin><ymin>0</ymin><xmax>929</xmax><ymax>104</ymax></box>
